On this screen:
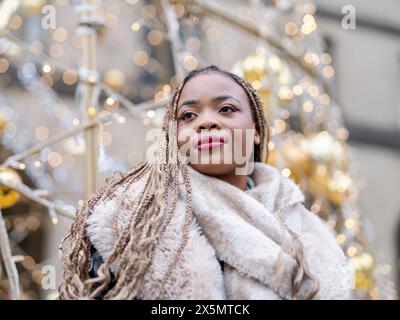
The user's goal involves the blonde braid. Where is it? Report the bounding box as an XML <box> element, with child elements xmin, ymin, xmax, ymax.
<box><xmin>58</xmin><ymin>78</ymin><xmax>192</xmax><ymax>299</ymax></box>
<box><xmin>227</xmin><ymin>73</ymin><xmax>269</xmax><ymax>162</ymax></box>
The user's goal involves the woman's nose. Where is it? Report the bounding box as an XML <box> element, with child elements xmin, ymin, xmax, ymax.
<box><xmin>197</xmin><ymin>119</ymin><xmax>220</xmax><ymax>133</ymax></box>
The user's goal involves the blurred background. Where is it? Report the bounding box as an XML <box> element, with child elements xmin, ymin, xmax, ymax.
<box><xmin>0</xmin><ymin>0</ymin><xmax>399</xmax><ymax>300</ymax></box>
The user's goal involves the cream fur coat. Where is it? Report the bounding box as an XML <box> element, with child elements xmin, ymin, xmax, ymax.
<box><xmin>86</xmin><ymin>162</ymin><xmax>353</xmax><ymax>300</ymax></box>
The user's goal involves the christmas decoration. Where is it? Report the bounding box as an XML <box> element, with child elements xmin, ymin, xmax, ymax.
<box><xmin>0</xmin><ymin>168</ymin><xmax>22</xmax><ymax>209</ymax></box>
<box><xmin>0</xmin><ymin>0</ymin><xmax>396</xmax><ymax>300</ymax></box>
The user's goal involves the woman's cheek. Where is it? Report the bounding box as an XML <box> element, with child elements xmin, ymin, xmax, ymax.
<box><xmin>177</xmin><ymin>125</ymin><xmax>196</xmax><ymax>155</ymax></box>
<box><xmin>231</xmin><ymin>128</ymin><xmax>254</xmax><ymax>165</ymax></box>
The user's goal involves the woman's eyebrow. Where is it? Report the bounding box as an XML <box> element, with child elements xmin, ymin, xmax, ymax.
<box><xmin>212</xmin><ymin>95</ymin><xmax>242</xmax><ymax>106</ymax></box>
<box><xmin>178</xmin><ymin>99</ymin><xmax>199</xmax><ymax>110</ymax></box>
<box><xmin>178</xmin><ymin>95</ymin><xmax>242</xmax><ymax>110</ymax></box>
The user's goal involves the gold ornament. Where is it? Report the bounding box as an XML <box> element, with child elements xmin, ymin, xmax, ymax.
<box><xmin>241</xmin><ymin>51</ymin><xmax>271</xmax><ymax>119</ymax></box>
<box><xmin>336</xmin><ymin>155</ymin><xmax>349</xmax><ymax>170</ymax></box>
<box><xmin>301</xmin><ymin>131</ymin><xmax>345</xmax><ymax>164</ymax></box>
<box><xmin>350</xmin><ymin>253</ymin><xmax>375</xmax><ymax>289</ymax></box>
<box><xmin>0</xmin><ymin>168</ymin><xmax>22</xmax><ymax>209</ymax></box>
<box><xmin>232</xmin><ymin>49</ymin><xmax>293</xmax><ymax>119</ymax></box>
<box><xmin>104</xmin><ymin>69</ymin><xmax>126</xmax><ymax>91</ymax></box>
<box><xmin>0</xmin><ymin>111</ymin><xmax>6</xmax><ymax>133</ymax></box>
<box><xmin>266</xmin><ymin>143</ymin><xmax>312</xmax><ymax>183</ymax></box>
<box><xmin>327</xmin><ymin>170</ymin><xmax>353</xmax><ymax>205</ymax></box>
<box><xmin>282</xmin><ymin>143</ymin><xmax>312</xmax><ymax>181</ymax></box>
<box><xmin>21</xmin><ymin>0</ymin><xmax>45</xmax><ymax>16</ymax></box>
<box><xmin>308</xmin><ymin>167</ymin><xmax>353</xmax><ymax>206</ymax></box>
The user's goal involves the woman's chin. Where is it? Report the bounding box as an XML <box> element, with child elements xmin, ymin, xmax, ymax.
<box><xmin>189</xmin><ymin>163</ymin><xmax>237</xmax><ymax>176</ymax></box>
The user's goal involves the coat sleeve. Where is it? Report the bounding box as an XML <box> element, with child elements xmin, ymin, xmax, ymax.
<box><xmin>280</xmin><ymin>203</ymin><xmax>354</xmax><ymax>300</ymax></box>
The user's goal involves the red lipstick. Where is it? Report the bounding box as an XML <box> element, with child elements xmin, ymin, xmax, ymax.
<box><xmin>197</xmin><ymin>135</ymin><xmax>225</xmax><ymax>150</ymax></box>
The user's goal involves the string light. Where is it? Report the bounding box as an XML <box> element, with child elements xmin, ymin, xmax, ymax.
<box><xmin>284</xmin><ymin>22</ymin><xmax>298</xmax><ymax>36</ymax></box>
<box><xmin>282</xmin><ymin>168</ymin><xmax>291</xmax><ymax>178</ymax></box>
<box><xmin>0</xmin><ymin>58</ymin><xmax>10</xmax><ymax>73</ymax></box>
<box><xmin>9</xmin><ymin>15</ymin><xmax>23</xmax><ymax>30</ymax></box>
<box><xmin>41</xmin><ymin>64</ymin><xmax>52</xmax><ymax>74</ymax></box>
<box><xmin>348</xmin><ymin>246</ymin><xmax>358</xmax><ymax>257</ymax></box>
<box><xmin>322</xmin><ymin>65</ymin><xmax>335</xmax><ymax>78</ymax></box>
<box><xmin>133</xmin><ymin>50</ymin><xmax>149</xmax><ymax>66</ymax></box>
<box><xmin>303</xmin><ymin>100</ymin><xmax>314</xmax><ymax>112</ymax></box>
<box><xmin>62</xmin><ymin>70</ymin><xmax>77</xmax><ymax>85</ymax></box>
<box><xmin>53</xmin><ymin>27</ymin><xmax>68</xmax><ymax>43</ymax></box>
<box><xmin>336</xmin><ymin>234</ymin><xmax>346</xmax><ymax>244</ymax></box>
<box><xmin>131</xmin><ymin>22</ymin><xmax>141</xmax><ymax>32</ymax></box>
<box><xmin>146</xmin><ymin>110</ymin><xmax>155</xmax><ymax>118</ymax></box>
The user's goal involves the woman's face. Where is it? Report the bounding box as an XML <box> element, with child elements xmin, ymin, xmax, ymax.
<box><xmin>176</xmin><ymin>72</ymin><xmax>260</xmax><ymax>176</ymax></box>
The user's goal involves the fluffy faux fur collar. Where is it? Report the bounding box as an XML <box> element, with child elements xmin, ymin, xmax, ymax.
<box><xmin>86</xmin><ymin>162</ymin><xmax>353</xmax><ymax>299</ymax></box>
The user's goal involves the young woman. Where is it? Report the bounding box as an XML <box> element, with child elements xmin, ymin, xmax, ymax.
<box><xmin>58</xmin><ymin>65</ymin><xmax>353</xmax><ymax>300</ymax></box>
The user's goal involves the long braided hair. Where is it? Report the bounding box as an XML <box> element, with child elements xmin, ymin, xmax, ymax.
<box><xmin>58</xmin><ymin>65</ymin><xmax>270</xmax><ymax>299</ymax></box>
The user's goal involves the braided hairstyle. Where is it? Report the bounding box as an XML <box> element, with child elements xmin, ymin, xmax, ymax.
<box><xmin>58</xmin><ymin>65</ymin><xmax>270</xmax><ymax>299</ymax></box>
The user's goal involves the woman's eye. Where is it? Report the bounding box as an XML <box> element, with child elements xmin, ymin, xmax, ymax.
<box><xmin>180</xmin><ymin>111</ymin><xmax>196</xmax><ymax>121</ymax></box>
<box><xmin>219</xmin><ymin>105</ymin><xmax>237</xmax><ymax>113</ymax></box>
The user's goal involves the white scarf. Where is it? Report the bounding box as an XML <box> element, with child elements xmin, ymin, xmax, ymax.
<box><xmin>86</xmin><ymin>162</ymin><xmax>353</xmax><ymax>300</ymax></box>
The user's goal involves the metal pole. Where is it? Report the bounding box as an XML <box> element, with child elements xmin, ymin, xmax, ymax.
<box><xmin>161</xmin><ymin>0</ymin><xmax>185</xmax><ymax>82</ymax></box>
<box><xmin>0</xmin><ymin>208</ymin><xmax>20</xmax><ymax>300</ymax></box>
<box><xmin>75</xmin><ymin>0</ymin><xmax>100</xmax><ymax>199</ymax></box>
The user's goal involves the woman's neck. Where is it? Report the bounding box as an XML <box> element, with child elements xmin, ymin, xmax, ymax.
<box><xmin>215</xmin><ymin>171</ymin><xmax>248</xmax><ymax>191</ymax></box>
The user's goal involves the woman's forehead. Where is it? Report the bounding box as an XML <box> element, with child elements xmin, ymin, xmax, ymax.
<box><xmin>178</xmin><ymin>72</ymin><xmax>249</xmax><ymax>104</ymax></box>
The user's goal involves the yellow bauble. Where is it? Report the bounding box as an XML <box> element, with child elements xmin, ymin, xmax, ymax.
<box><xmin>308</xmin><ymin>169</ymin><xmax>333</xmax><ymax>204</ymax></box>
<box><xmin>231</xmin><ymin>49</ymin><xmax>295</xmax><ymax>120</ymax></box>
<box><xmin>308</xmin><ymin>168</ymin><xmax>352</xmax><ymax>206</ymax></box>
<box><xmin>21</xmin><ymin>0</ymin><xmax>45</xmax><ymax>16</ymax></box>
<box><xmin>0</xmin><ymin>168</ymin><xmax>22</xmax><ymax>209</ymax></box>
<box><xmin>301</xmin><ymin>132</ymin><xmax>345</xmax><ymax>164</ymax></box>
<box><xmin>358</xmin><ymin>253</ymin><xmax>374</xmax><ymax>272</ymax></box>
<box><xmin>283</xmin><ymin>143</ymin><xmax>312</xmax><ymax>177</ymax></box>
<box><xmin>0</xmin><ymin>111</ymin><xmax>6</xmax><ymax>133</ymax></box>
<box><xmin>336</xmin><ymin>156</ymin><xmax>349</xmax><ymax>170</ymax></box>
<box><xmin>104</xmin><ymin>69</ymin><xmax>126</xmax><ymax>91</ymax></box>
<box><xmin>326</xmin><ymin>171</ymin><xmax>352</xmax><ymax>206</ymax></box>
<box><xmin>242</xmin><ymin>57</ymin><xmax>266</xmax><ymax>82</ymax></box>
<box><xmin>266</xmin><ymin>144</ymin><xmax>312</xmax><ymax>183</ymax></box>
<box><xmin>350</xmin><ymin>253</ymin><xmax>375</xmax><ymax>289</ymax></box>
<box><xmin>241</xmin><ymin>52</ymin><xmax>271</xmax><ymax>120</ymax></box>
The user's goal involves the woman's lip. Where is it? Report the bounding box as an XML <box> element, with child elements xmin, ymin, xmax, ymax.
<box><xmin>198</xmin><ymin>141</ymin><xmax>225</xmax><ymax>150</ymax></box>
<box><xmin>197</xmin><ymin>136</ymin><xmax>225</xmax><ymax>147</ymax></box>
